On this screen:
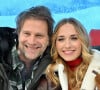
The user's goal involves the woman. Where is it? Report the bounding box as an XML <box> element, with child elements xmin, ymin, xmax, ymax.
<box><xmin>46</xmin><ymin>18</ymin><xmax>100</xmax><ymax>90</ymax></box>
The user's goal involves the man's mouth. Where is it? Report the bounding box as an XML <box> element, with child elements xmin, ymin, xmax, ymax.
<box><xmin>25</xmin><ymin>45</ymin><xmax>41</xmax><ymax>49</ymax></box>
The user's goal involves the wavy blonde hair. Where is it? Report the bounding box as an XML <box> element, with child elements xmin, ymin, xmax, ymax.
<box><xmin>46</xmin><ymin>18</ymin><xmax>93</xmax><ymax>88</ymax></box>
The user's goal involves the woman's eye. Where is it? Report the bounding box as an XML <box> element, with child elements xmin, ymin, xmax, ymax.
<box><xmin>71</xmin><ymin>37</ymin><xmax>78</xmax><ymax>40</ymax></box>
<box><xmin>57</xmin><ymin>38</ymin><xmax>64</xmax><ymax>41</ymax></box>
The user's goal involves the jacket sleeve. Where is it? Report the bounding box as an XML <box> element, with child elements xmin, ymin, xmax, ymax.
<box><xmin>36</xmin><ymin>75</ymin><xmax>61</xmax><ymax>90</ymax></box>
<box><xmin>0</xmin><ymin>63</ymin><xmax>10</xmax><ymax>90</ymax></box>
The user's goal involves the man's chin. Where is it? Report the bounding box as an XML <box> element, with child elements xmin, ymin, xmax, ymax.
<box><xmin>25</xmin><ymin>54</ymin><xmax>38</xmax><ymax>60</ymax></box>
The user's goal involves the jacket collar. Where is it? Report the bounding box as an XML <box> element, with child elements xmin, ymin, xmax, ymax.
<box><xmin>81</xmin><ymin>49</ymin><xmax>100</xmax><ymax>89</ymax></box>
<box><xmin>27</xmin><ymin>49</ymin><xmax>52</xmax><ymax>90</ymax></box>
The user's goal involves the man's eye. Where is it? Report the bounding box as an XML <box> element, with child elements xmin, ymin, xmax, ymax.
<box><xmin>24</xmin><ymin>32</ymin><xmax>30</xmax><ymax>36</ymax></box>
<box><xmin>37</xmin><ymin>35</ymin><xmax>42</xmax><ymax>37</ymax></box>
<box><xmin>36</xmin><ymin>34</ymin><xmax>44</xmax><ymax>38</ymax></box>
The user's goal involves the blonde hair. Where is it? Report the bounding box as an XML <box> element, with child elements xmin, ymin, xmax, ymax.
<box><xmin>46</xmin><ymin>18</ymin><xmax>93</xmax><ymax>88</ymax></box>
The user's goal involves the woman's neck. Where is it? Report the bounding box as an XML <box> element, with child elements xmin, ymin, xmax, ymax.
<box><xmin>66</xmin><ymin>57</ymin><xmax>82</xmax><ymax>71</ymax></box>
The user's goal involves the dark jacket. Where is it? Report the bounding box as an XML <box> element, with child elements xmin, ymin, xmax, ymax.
<box><xmin>27</xmin><ymin>47</ymin><xmax>62</xmax><ymax>90</ymax></box>
<box><xmin>0</xmin><ymin>63</ymin><xmax>10</xmax><ymax>90</ymax></box>
<box><xmin>3</xmin><ymin>46</ymin><xmax>54</xmax><ymax>90</ymax></box>
<box><xmin>27</xmin><ymin>47</ymin><xmax>61</xmax><ymax>90</ymax></box>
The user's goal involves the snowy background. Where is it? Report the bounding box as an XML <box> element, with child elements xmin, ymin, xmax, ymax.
<box><xmin>0</xmin><ymin>0</ymin><xmax>100</xmax><ymax>33</ymax></box>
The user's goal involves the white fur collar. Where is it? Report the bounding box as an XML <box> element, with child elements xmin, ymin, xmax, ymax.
<box><xmin>81</xmin><ymin>49</ymin><xmax>100</xmax><ymax>89</ymax></box>
<box><xmin>58</xmin><ymin>64</ymin><xmax>68</xmax><ymax>90</ymax></box>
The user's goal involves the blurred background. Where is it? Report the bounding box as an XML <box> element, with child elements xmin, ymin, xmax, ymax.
<box><xmin>0</xmin><ymin>0</ymin><xmax>100</xmax><ymax>33</ymax></box>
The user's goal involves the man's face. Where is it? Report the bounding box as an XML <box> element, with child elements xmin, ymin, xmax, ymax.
<box><xmin>18</xmin><ymin>19</ymin><xmax>49</xmax><ymax>63</ymax></box>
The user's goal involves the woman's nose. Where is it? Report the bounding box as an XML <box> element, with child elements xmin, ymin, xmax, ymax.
<box><xmin>64</xmin><ymin>40</ymin><xmax>71</xmax><ymax>48</ymax></box>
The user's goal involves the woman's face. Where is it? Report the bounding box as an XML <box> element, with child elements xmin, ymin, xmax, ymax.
<box><xmin>56</xmin><ymin>23</ymin><xmax>82</xmax><ymax>62</ymax></box>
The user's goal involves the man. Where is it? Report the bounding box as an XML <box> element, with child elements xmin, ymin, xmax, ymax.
<box><xmin>4</xmin><ymin>6</ymin><xmax>54</xmax><ymax>90</ymax></box>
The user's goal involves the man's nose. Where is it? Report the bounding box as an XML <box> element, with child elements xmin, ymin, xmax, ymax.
<box><xmin>28</xmin><ymin>36</ymin><xmax>37</xmax><ymax>44</ymax></box>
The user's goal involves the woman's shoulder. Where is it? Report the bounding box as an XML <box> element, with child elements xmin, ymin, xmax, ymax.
<box><xmin>92</xmin><ymin>49</ymin><xmax>100</xmax><ymax>58</ymax></box>
<box><xmin>90</xmin><ymin>49</ymin><xmax>100</xmax><ymax>66</ymax></box>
